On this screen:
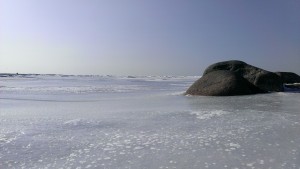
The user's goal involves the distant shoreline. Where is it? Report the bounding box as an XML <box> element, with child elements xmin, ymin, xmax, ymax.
<box><xmin>0</xmin><ymin>73</ymin><xmax>200</xmax><ymax>78</ymax></box>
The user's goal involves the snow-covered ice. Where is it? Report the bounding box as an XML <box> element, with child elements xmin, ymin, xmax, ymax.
<box><xmin>0</xmin><ymin>75</ymin><xmax>300</xmax><ymax>169</ymax></box>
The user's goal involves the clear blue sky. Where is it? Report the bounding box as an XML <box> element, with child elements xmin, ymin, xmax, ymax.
<box><xmin>1</xmin><ymin>0</ymin><xmax>299</xmax><ymax>75</ymax></box>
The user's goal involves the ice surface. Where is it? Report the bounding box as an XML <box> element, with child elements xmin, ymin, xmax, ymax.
<box><xmin>190</xmin><ymin>110</ymin><xmax>231</xmax><ymax>120</ymax></box>
<box><xmin>1</xmin><ymin>75</ymin><xmax>300</xmax><ymax>169</ymax></box>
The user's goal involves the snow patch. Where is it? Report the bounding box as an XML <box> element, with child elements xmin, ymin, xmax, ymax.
<box><xmin>64</xmin><ymin>119</ymin><xmax>84</xmax><ymax>126</ymax></box>
<box><xmin>190</xmin><ymin>110</ymin><xmax>230</xmax><ymax>120</ymax></box>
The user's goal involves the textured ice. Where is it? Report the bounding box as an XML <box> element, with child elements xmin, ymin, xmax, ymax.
<box><xmin>190</xmin><ymin>110</ymin><xmax>230</xmax><ymax>120</ymax></box>
<box><xmin>1</xmin><ymin>75</ymin><xmax>300</xmax><ymax>169</ymax></box>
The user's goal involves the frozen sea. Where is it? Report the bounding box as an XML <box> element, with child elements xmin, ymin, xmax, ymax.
<box><xmin>1</xmin><ymin>74</ymin><xmax>300</xmax><ymax>169</ymax></box>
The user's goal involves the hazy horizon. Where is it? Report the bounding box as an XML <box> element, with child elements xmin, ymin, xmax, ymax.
<box><xmin>1</xmin><ymin>0</ymin><xmax>300</xmax><ymax>76</ymax></box>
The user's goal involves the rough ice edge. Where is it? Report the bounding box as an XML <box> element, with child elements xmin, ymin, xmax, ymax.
<box><xmin>0</xmin><ymin>85</ymin><xmax>149</xmax><ymax>94</ymax></box>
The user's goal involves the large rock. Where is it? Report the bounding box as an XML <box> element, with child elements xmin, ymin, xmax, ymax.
<box><xmin>275</xmin><ymin>72</ymin><xmax>300</xmax><ymax>84</ymax></box>
<box><xmin>203</xmin><ymin>60</ymin><xmax>283</xmax><ymax>92</ymax></box>
<box><xmin>186</xmin><ymin>70</ymin><xmax>264</xmax><ymax>96</ymax></box>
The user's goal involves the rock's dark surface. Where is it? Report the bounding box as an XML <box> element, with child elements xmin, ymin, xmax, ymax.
<box><xmin>185</xmin><ymin>60</ymin><xmax>300</xmax><ymax>96</ymax></box>
<box><xmin>275</xmin><ymin>72</ymin><xmax>300</xmax><ymax>84</ymax></box>
<box><xmin>186</xmin><ymin>70</ymin><xmax>264</xmax><ymax>96</ymax></box>
<box><xmin>203</xmin><ymin>60</ymin><xmax>283</xmax><ymax>92</ymax></box>
<box><xmin>284</xmin><ymin>83</ymin><xmax>300</xmax><ymax>89</ymax></box>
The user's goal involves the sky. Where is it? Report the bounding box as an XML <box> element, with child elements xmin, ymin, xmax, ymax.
<box><xmin>0</xmin><ymin>0</ymin><xmax>299</xmax><ymax>76</ymax></box>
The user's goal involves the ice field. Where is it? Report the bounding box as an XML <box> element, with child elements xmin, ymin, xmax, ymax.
<box><xmin>1</xmin><ymin>75</ymin><xmax>300</xmax><ymax>169</ymax></box>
